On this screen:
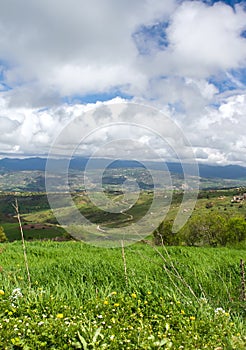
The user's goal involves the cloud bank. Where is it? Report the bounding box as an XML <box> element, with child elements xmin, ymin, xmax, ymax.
<box><xmin>0</xmin><ymin>0</ymin><xmax>246</xmax><ymax>165</ymax></box>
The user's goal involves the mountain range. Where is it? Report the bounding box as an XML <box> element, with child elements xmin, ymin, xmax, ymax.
<box><xmin>0</xmin><ymin>157</ymin><xmax>246</xmax><ymax>180</ymax></box>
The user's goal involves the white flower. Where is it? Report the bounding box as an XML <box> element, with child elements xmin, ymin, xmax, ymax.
<box><xmin>11</xmin><ymin>288</ymin><xmax>23</xmax><ymax>300</ymax></box>
<box><xmin>215</xmin><ymin>307</ymin><xmax>225</xmax><ymax>314</ymax></box>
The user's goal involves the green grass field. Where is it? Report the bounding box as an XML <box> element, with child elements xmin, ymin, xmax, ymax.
<box><xmin>0</xmin><ymin>241</ymin><xmax>245</xmax><ymax>349</ymax></box>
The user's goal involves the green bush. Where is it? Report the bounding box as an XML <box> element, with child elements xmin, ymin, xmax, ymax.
<box><xmin>153</xmin><ymin>220</ymin><xmax>179</xmax><ymax>245</ymax></box>
<box><xmin>155</xmin><ymin>212</ymin><xmax>246</xmax><ymax>247</ymax></box>
<box><xmin>0</xmin><ymin>226</ymin><xmax>7</xmax><ymax>242</ymax></box>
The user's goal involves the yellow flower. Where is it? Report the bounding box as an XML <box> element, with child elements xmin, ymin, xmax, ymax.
<box><xmin>181</xmin><ymin>310</ymin><xmax>185</xmax><ymax>315</ymax></box>
<box><xmin>103</xmin><ymin>300</ymin><xmax>109</xmax><ymax>305</ymax></box>
<box><xmin>111</xmin><ymin>292</ymin><xmax>117</xmax><ymax>295</ymax></box>
<box><xmin>147</xmin><ymin>291</ymin><xmax>151</xmax><ymax>295</ymax></box>
<box><xmin>225</xmin><ymin>312</ymin><xmax>229</xmax><ymax>317</ymax></box>
<box><xmin>56</xmin><ymin>313</ymin><xmax>64</xmax><ymax>319</ymax></box>
<box><xmin>131</xmin><ymin>293</ymin><xmax>137</xmax><ymax>298</ymax></box>
<box><xmin>114</xmin><ymin>303</ymin><xmax>120</xmax><ymax>307</ymax></box>
<box><xmin>190</xmin><ymin>316</ymin><xmax>196</xmax><ymax>321</ymax></box>
<box><xmin>0</xmin><ymin>290</ymin><xmax>4</xmax><ymax>296</ymax></box>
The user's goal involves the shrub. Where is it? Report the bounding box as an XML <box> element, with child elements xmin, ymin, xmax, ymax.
<box><xmin>153</xmin><ymin>220</ymin><xmax>179</xmax><ymax>245</ymax></box>
<box><xmin>0</xmin><ymin>226</ymin><xmax>7</xmax><ymax>243</ymax></box>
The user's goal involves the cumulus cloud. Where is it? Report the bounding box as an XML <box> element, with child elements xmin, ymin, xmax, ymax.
<box><xmin>0</xmin><ymin>0</ymin><xmax>245</xmax><ymax>165</ymax></box>
<box><xmin>0</xmin><ymin>0</ymin><xmax>176</xmax><ymax>102</ymax></box>
<box><xmin>183</xmin><ymin>93</ymin><xmax>246</xmax><ymax>165</ymax></box>
<box><xmin>165</xmin><ymin>1</ymin><xmax>246</xmax><ymax>77</ymax></box>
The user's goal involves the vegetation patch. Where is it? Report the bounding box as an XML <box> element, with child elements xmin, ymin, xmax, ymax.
<box><xmin>0</xmin><ymin>241</ymin><xmax>245</xmax><ymax>348</ymax></box>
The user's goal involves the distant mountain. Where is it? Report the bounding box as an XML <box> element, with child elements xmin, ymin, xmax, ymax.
<box><xmin>0</xmin><ymin>157</ymin><xmax>47</xmax><ymax>171</ymax></box>
<box><xmin>1</xmin><ymin>157</ymin><xmax>246</xmax><ymax>180</ymax></box>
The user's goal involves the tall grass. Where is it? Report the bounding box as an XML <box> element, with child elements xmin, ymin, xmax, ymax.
<box><xmin>1</xmin><ymin>241</ymin><xmax>245</xmax><ymax>307</ymax></box>
<box><xmin>0</xmin><ymin>241</ymin><xmax>245</xmax><ymax>348</ymax></box>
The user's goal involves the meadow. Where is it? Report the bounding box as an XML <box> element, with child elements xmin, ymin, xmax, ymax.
<box><xmin>0</xmin><ymin>240</ymin><xmax>245</xmax><ymax>349</ymax></box>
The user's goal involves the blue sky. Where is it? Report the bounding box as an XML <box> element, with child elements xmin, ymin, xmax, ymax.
<box><xmin>0</xmin><ymin>0</ymin><xmax>246</xmax><ymax>165</ymax></box>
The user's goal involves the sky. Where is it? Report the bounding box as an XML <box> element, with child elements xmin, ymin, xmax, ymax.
<box><xmin>0</xmin><ymin>0</ymin><xmax>246</xmax><ymax>165</ymax></box>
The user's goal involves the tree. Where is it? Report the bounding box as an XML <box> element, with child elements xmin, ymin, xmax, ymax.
<box><xmin>226</xmin><ymin>217</ymin><xmax>246</xmax><ymax>244</ymax></box>
<box><xmin>0</xmin><ymin>226</ymin><xmax>7</xmax><ymax>243</ymax></box>
<box><xmin>179</xmin><ymin>212</ymin><xmax>227</xmax><ymax>247</ymax></box>
<box><xmin>153</xmin><ymin>220</ymin><xmax>179</xmax><ymax>246</ymax></box>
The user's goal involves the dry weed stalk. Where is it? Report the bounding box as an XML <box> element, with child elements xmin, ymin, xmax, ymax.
<box><xmin>240</xmin><ymin>259</ymin><xmax>246</xmax><ymax>301</ymax></box>
<box><xmin>13</xmin><ymin>199</ymin><xmax>31</xmax><ymax>288</ymax></box>
<box><xmin>121</xmin><ymin>240</ymin><xmax>128</xmax><ymax>287</ymax></box>
<box><xmin>142</xmin><ymin>234</ymin><xmax>199</xmax><ymax>302</ymax></box>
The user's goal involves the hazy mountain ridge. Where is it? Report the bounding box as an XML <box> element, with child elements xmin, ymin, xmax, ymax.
<box><xmin>0</xmin><ymin>157</ymin><xmax>246</xmax><ymax>180</ymax></box>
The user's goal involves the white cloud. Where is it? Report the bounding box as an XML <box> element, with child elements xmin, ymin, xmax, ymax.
<box><xmin>0</xmin><ymin>0</ymin><xmax>175</xmax><ymax>102</ymax></box>
<box><xmin>165</xmin><ymin>1</ymin><xmax>246</xmax><ymax>77</ymax></box>
<box><xmin>0</xmin><ymin>0</ymin><xmax>246</xmax><ymax>166</ymax></box>
<box><xmin>1</xmin><ymin>0</ymin><xmax>245</xmax><ymax>101</ymax></box>
<box><xmin>183</xmin><ymin>93</ymin><xmax>246</xmax><ymax>165</ymax></box>
<box><xmin>0</xmin><ymin>91</ymin><xmax>246</xmax><ymax>166</ymax></box>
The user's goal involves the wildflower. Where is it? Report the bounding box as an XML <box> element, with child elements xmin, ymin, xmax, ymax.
<box><xmin>190</xmin><ymin>316</ymin><xmax>196</xmax><ymax>321</ymax></box>
<box><xmin>111</xmin><ymin>292</ymin><xmax>117</xmax><ymax>295</ymax></box>
<box><xmin>0</xmin><ymin>290</ymin><xmax>4</xmax><ymax>296</ymax></box>
<box><xmin>131</xmin><ymin>293</ymin><xmax>137</xmax><ymax>298</ymax></box>
<box><xmin>11</xmin><ymin>288</ymin><xmax>23</xmax><ymax>300</ymax></box>
<box><xmin>181</xmin><ymin>310</ymin><xmax>185</xmax><ymax>315</ymax></box>
<box><xmin>114</xmin><ymin>303</ymin><xmax>119</xmax><ymax>307</ymax></box>
<box><xmin>110</xmin><ymin>335</ymin><xmax>115</xmax><ymax>341</ymax></box>
<box><xmin>225</xmin><ymin>312</ymin><xmax>229</xmax><ymax>317</ymax></box>
<box><xmin>215</xmin><ymin>308</ymin><xmax>225</xmax><ymax>314</ymax></box>
<box><xmin>97</xmin><ymin>314</ymin><xmax>103</xmax><ymax>319</ymax></box>
<box><xmin>147</xmin><ymin>291</ymin><xmax>151</xmax><ymax>295</ymax></box>
<box><xmin>56</xmin><ymin>313</ymin><xmax>64</xmax><ymax>319</ymax></box>
<box><xmin>200</xmin><ymin>297</ymin><xmax>207</xmax><ymax>304</ymax></box>
<box><xmin>38</xmin><ymin>321</ymin><xmax>44</xmax><ymax>326</ymax></box>
<box><xmin>103</xmin><ymin>300</ymin><xmax>109</xmax><ymax>305</ymax></box>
